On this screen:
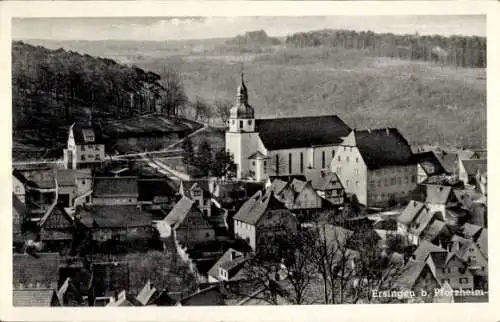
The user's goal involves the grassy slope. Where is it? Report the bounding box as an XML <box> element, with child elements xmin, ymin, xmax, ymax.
<box><xmin>20</xmin><ymin>40</ymin><xmax>487</xmax><ymax>150</ymax></box>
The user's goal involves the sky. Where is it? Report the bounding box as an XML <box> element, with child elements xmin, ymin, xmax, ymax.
<box><xmin>12</xmin><ymin>16</ymin><xmax>485</xmax><ymax>41</ymax></box>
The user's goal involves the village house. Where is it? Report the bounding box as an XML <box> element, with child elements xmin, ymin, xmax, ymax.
<box><xmin>164</xmin><ymin>196</ymin><xmax>216</xmax><ymax>247</ymax></box>
<box><xmin>414</xmin><ymin>151</ymin><xmax>450</xmax><ymax>184</ymax></box>
<box><xmin>304</xmin><ymin>168</ymin><xmax>345</xmax><ymax>206</ymax></box>
<box><xmin>233</xmin><ymin>190</ymin><xmax>298</xmax><ymax>252</ymax></box>
<box><xmin>207</xmin><ymin>248</ymin><xmax>251</xmax><ymax>283</ymax></box>
<box><xmin>179</xmin><ymin>180</ymin><xmax>212</xmax><ymax>217</ymax></box>
<box><xmin>76</xmin><ymin>205</ymin><xmax>154</xmax><ymax>244</ymax></box>
<box><xmin>37</xmin><ymin>204</ymin><xmax>75</xmax><ymax>252</ymax></box>
<box><xmin>225</xmin><ymin>73</ymin><xmax>352</xmax><ymax>181</ymax></box>
<box><xmin>92</xmin><ymin>177</ymin><xmax>139</xmax><ymax>206</ymax></box>
<box><xmin>459</xmin><ymin>158</ymin><xmax>487</xmax><ymax>187</ymax></box>
<box><xmin>329</xmin><ymin>128</ymin><xmax>418</xmax><ymax>208</ymax></box>
<box><xmin>56</xmin><ymin>169</ymin><xmax>93</xmax><ymax>208</ymax></box>
<box><xmin>449</xmin><ymin>235</ymin><xmax>488</xmax><ymax>277</ymax></box>
<box><xmin>388</xmin><ymin>259</ymin><xmax>440</xmax><ymax>303</ymax></box>
<box><xmin>425</xmin><ymin>251</ymin><xmax>474</xmax><ymax>290</ymax></box>
<box><xmin>63</xmin><ymin>120</ymin><xmax>105</xmax><ymax>170</ymax></box>
<box><xmin>276</xmin><ymin>179</ymin><xmax>326</xmax><ymax>211</ymax></box>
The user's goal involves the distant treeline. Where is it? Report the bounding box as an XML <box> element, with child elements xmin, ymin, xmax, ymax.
<box><xmin>226</xmin><ymin>30</ymin><xmax>282</xmax><ymax>46</ymax></box>
<box><xmin>12</xmin><ymin>41</ymin><xmax>186</xmax><ymax>129</ymax></box>
<box><xmin>285</xmin><ymin>29</ymin><xmax>486</xmax><ymax>68</ymax></box>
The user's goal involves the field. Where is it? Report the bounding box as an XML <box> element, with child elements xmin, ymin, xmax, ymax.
<box><xmin>22</xmin><ymin>39</ymin><xmax>487</xmax><ymax>150</ymax></box>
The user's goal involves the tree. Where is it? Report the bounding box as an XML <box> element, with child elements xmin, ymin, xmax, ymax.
<box><xmin>160</xmin><ymin>65</ymin><xmax>187</xmax><ymax>117</ymax></box>
<box><xmin>182</xmin><ymin>137</ymin><xmax>195</xmax><ymax>167</ymax></box>
<box><xmin>193</xmin><ymin>97</ymin><xmax>212</xmax><ymax>121</ymax></box>
<box><xmin>213</xmin><ymin>148</ymin><xmax>236</xmax><ymax>179</ymax></box>
<box><xmin>214</xmin><ymin>99</ymin><xmax>232</xmax><ymax>126</ymax></box>
<box><xmin>194</xmin><ymin>139</ymin><xmax>213</xmax><ymax>178</ymax></box>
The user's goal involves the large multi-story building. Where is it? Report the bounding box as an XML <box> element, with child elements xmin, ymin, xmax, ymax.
<box><xmin>329</xmin><ymin>128</ymin><xmax>418</xmax><ymax>207</ymax></box>
<box><xmin>225</xmin><ymin>73</ymin><xmax>352</xmax><ymax>182</ymax></box>
<box><xmin>63</xmin><ymin>121</ymin><xmax>105</xmax><ymax>170</ymax></box>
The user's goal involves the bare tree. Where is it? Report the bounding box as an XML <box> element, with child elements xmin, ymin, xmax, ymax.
<box><xmin>160</xmin><ymin>65</ymin><xmax>187</xmax><ymax>117</ymax></box>
<box><xmin>193</xmin><ymin>97</ymin><xmax>212</xmax><ymax>121</ymax></box>
<box><xmin>214</xmin><ymin>99</ymin><xmax>232</xmax><ymax>126</ymax></box>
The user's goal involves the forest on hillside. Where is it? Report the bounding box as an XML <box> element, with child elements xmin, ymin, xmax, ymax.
<box><xmin>285</xmin><ymin>30</ymin><xmax>486</xmax><ymax>68</ymax></box>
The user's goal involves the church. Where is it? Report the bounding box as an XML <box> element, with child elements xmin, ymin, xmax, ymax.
<box><xmin>226</xmin><ymin>73</ymin><xmax>352</xmax><ymax>182</ymax></box>
<box><xmin>225</xmin><ymin>74</ymin><xmax>418</xmax><ymax>207</ymax></box>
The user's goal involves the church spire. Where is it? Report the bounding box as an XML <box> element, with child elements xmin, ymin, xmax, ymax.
<box><xmin>236</xmin><ymin>67</ymin><xmax>248</xmax><ymax>106</ymax></box>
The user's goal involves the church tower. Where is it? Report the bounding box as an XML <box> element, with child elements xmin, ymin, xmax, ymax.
<box><xmin>225</xmin><ymin>73</ymin><xmax>260</xmax><ymax>179</ymax></box>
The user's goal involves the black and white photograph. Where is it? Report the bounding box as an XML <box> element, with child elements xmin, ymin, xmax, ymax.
<box><xmin>4</xmin><ymin>5</ymin><xmax>492</xmax><ymax>315</ymax></box>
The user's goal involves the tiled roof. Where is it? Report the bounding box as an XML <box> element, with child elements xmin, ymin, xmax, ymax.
<box><xmin>269</xmin><ymin>179</ymin><xmax>288</xmax><ymax>195</ymax></box>
<box><xmin>39</xmin><ymin>204</ymin><xmax>73</xmax><ymax>229</ymax></box>
<box><xmin>164</xmin><ymin>197</ymin><xmax>197</xmax><ymax>228</ymax></box>
<box><xmin>456</xmin><ymin>150</ymin><xmax>476</xmax><ymax>161</ymax></box>
<box><xmin>354</xmin><ymin>128</ymin><xmax>415</xmax><ymax>170</ymax></box>
<box><xmin>408</xmin><ymin>208</ymin><xmax>434</xmax><ymax>237</ymax></box>
<box><xmin>414</xmin><ymin>151</ymin><xmax>449</xmax><ymax>175</ymax></box>
<box><xmin>233</xmin><ymin>190</ymin><xmax>288</xmax><ymax>225</ymax></box>
<box><xmin>425</xmin><ymin>185</ymin><xmax>454</xmax><ymax>204</ymax></box>
<box><xmin>71</xmin><ymin>122</ymin><xmax>104</xmax><ymax>145</ymax></box>
<box><xmin>289</xmin><ymin>178</ymin><xmax>307</xmax><ymax>193</ymax></box>
<box><xmin>13</xmin><ymin>253</ymin><xmax>61</xmax><ymax>289</ymax></box>
<box><xmin>304</xmin><ymin>169</ymin><xmax>343</xmax><ymax>191</ymax></box>
<box><xmin>77</xmin><ymin>205</ymin><xmax>152</xmax><ymax>228</ymax></box>
<box><xmin>207</xmin><ymin>249</ymin><xmax>249</xmax><ymax>281</ymax></box>
<box><xmin>460</xmin><ymin>223</ymin><xmax>482</xmax><ymax>239</ymax></box>
<box><xmin>397</xmin><ymin>200</ymin><xmax>426</xmax><ymax>226</ymax></box>
<box><xmin>420</xmin><ymin>220</ymin><xmax>447</xmax><ymax>242</ymax></box>
<box><xmin>138</xmin><ymin>178</ymin><xmax>177</xmax><ymax>202</ymax></box>
<box><xmin>413</xmin><ymin>240</ymin><xmax>446</xmax><ymax>261</ymax></box>
<box><xmin>17</xmin><ymin>169</ymin><xmax>57</xmax><ymax>189</ymax></box>
<box><xmin>93</xmin><ymin>177</ymin><xmax>139</xmax><ymax>198</ymax></box>
<box><xmin>255</xmin><ymin>115</ymin><xmax>351</xmax><ymax>150</ymax></box>
<box><xmin>438</xmin><ymin>152</ymin><xmax>458</xmax><ymax>174</ymax></box>
<box><xmin>56</xmin><ymin>169</ymin><xmax>92</xmax><ymax>187</ymax></box>
<box><xmin>428</xmin><ymin>251</ymin><xmax>461</xmax><ymax>268</ymax></box>
<box><xmin>462</xmin><ymin>159</ymin><xmax>487</xmax><ymax>176</ymax></box>
<box><xmin>392</xmin><ymin>259</ymin><xmax>428</xmax><ymax>291</ymax></box>
<box><xmin>13</xmin><ymin>289</ymin><xmax>59</xmax><ymax>307</ymax></box>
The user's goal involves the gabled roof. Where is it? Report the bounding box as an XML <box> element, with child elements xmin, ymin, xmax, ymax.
<box><xmin>136</xmin><ymin>281</ymin><xmax>157</xmax><ymax>306</ymax></box>
<box><xmin>428</xmin><ymin>251</ymin><xmax>462</xmax><ymax>268</ymax></box>
<box><xmin>414</xmin><ymin>151</ymin><xmax>449</xmax><ymax>176</ymax></box>
<box><xmin>420</xmin><ymin>220</ymin><xmax>447</xmax><ymax>242</ymax></box>
<box><xmin>233</xmin><ymin>190</ymin><xmax>289</xmax><ymax>225</ymax></box>
<box><xmin>39</xmin><ymin>204</ymin><xmax>73</xmax><ymax>230</ymax></box>
<box><xmin>438</xmin><ymin>152</ymin><xmax>458</xmax><ymax>174</ymax></box>
<box><xmin>77</xmin><ymin>205</ymin><xmax>152</xmax><ymax>228</ymax></box>
<box><xmin>93</xmin><ymin>177</ymin><xmax>139</xmax><ymax>198</ymax></box>
<box><xmin>459</xmin><ymin>223</ymin><xmax>482</xmax><ymax>239</ymax></box>
<box><xmin>408</xmin><ymin>207</ymin><xmax>434</xmax><ymax>237</ymax></box>
<box><xmin>462</xmin><ymin>159</ymin><xmax>487</xmax><ymax>176</ymax></box>
<box><xmin>16</xmin><ymin>169</ymin><xmax>57</xmax><ymax>189</ymax></box>
<box><xmin>269</xmin><ymin>179</ymin><xmax>288</xmax><ymax>196</ymax></box>
<box><xmin>392</xmin><ymin>259</ymin><xmax>429</xmax><ymax>291</ymax></box>
<box><xmin>413</xmin><ymin>240</ymin><xmax>446</xmax><ymax>261</ymax></box>
<box><xmin>248</xmin><ymin>151</ymin><xmax>269</xmax><ymax>160</ymax></box>
<box><xmin>13</xmin><ymin>253</ymin><xmax>61</xmax><ymax>289</ymax></box>
<box><xmin>397</xmin><ymin>200</ymin><xmax>426</xmax><ymax>226</ymax></box>
<box><xmin>304</xmin><ymin>169</ymin><xmax>343</xmax><ymax>191</ymax></box>
<box><xmin>425</xmin><ymin>185</ymin><xmax>454</xmax><ymax>204</ymax></box>
<box><xmin>354</xmin><ymin>128</ymin><xmax>415</xmax><ymax>170</ymax></box>
<box><xmin>289</xmin><ymin>178</ymin><xmax>307</xmax><ymax>193</ymax></box>
<box><xmin>70</xmin><ymin>122</ymin><xmax>104</xmax><ymax>145</ymax></box>
<box><xmin>13</xmin><ymin>289</ymin><xmax>60</xmax><ymax>307</ymax></box>
<box><xmin>255</xmin><ymin>115</ymin><xmax>351</xmax><ymax>150</ymax></box>
<box><xmin>207</xmin><ymin>249</ymin><xmax>250</xmax><ymax>281</ymax></box>
<box><xmin>165</xmin><ymin>197</ymin><xmax>209</xmax><ymax>229</ymax></box>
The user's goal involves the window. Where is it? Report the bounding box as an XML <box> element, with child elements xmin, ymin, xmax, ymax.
<box><xmin>346</xmin><ymin>156</ymin><xmax>350</xmax><ymax>163</ymax></box>
<box><xmin>322</xmin><ymin>151</ymin><xmax>326</xmax><ymax>168</ymax></box>
<box><xmin>264</xmin><ymin>161</ymin><xmax>267</xmax><ymax>173</ymax></box>
<box><xmin>377</xmin><ymin>180</ymin><xmax>381</xmax><ymax>187</ymax></box>
<box><xmin>300</xmin><ymin>152</ymin><xmax>304</xmax><ymax>173</ymax></box>
<box><xmin>397</xmin><ymin>177</ymin><xmax>402</xmax><ymax>185</ymax></box>
<box><xmin>356</xmin><ymin>157</ymin><xmax>359</xmax><ymax>163</ymax></box>
<box><xmin>356</xmin><ymin>181</ymin><xmax>359</xmax><ymax>186</ymax></box>
<box><xmin>81</xmin><ymin>155</ymin><xmax>86</xmax><ymax>161</ymax></box>
<box><xmin>248</xmin><ymin>120</ymin><xmax>252</xmax><ymax>126</ymax></box>
<box><xmin>193</xmin><ymin>190</ymin><xmax>201</xmax><ymax>197</ymax></box>
<box><xmin>252</xmin><ymin>161</ymin><xmax>255</xmax><ymax>166</ymax></box>
<box><xmin>82</xmin><ymin>180</ymin><xmax>86</xmax><ymax>185</ymax></box>
<box><xmin>448</xmin><ymin>267</ymin><xmax>451</xmax><ymax>273</ymax></box>
<box><xmin>344</xmin><ymin>146</ymin><xmax>347</xmax><ymax>151</ymax></box>
<box><xmin>206</xmin><ymin>232</ymin><xmax>210</xmax><ymax>238</ymax></box>
<box><xmin>95</xmin><ymin>145</ymin><xmax>100</xmax><ymax>151</ymax></box>
<box><xmin>405</xmin><ymin>176</ymin><xmax>409</xmax><ymax>184</ymax></box>
<box><xmin>239</xmin><ymin>121</ymin><xmax>243</xmax><ymax>129</ymax></box>
<box><xmin>459</xmin><ymin>278</ymin><xmax>469</xmax><ymax>284</ymax></box>
<box><xmin>95</xmin><ymin>155</ymin><xmax>101</xmax><ymax>161</ymax></box>
<box><xmin>384</xmin><ymin>179</ymin><xmax>389</xmax><ymax>187</ymax></box>
<box><xmin>411</xmin><ymin>175</ymin><xmax>416</xmax><ymax>183</ymax></box>
<box><xmin>232</xmin><ymin>120</ymin><xmax>235</xmax><ymax>125</ymax></box>
<box><xmin>332</xmin><ymin>150</ymin><xmax>335</xmax><ymax>158</ymax></box>
<box><xmin>354</xmin><ymin>169</ymin><xmax>359</xmax><ymax>176</ymax></box>
<box><xmin>346</xmin><ymin>180</ymin><xmax>350</xmax><ymax>187</ymax></box>
<box><xmin>391</xmin><ymin>178</ymin><xmax>396</xmax><ymax>185</ymax></box>
<box><xmin>275</xmin><ymin>155</ymin><xmax>280</xmax><ymax>176</ymax></box>
<box><xmin>337</xmin><ymin>167</ymin><xmax>342</xmax><ymax>174</ymax></box>
<box><xmin>81</xmin><ymin>145</ymin><xmax>85</xmax><ymax>151</ymax></box>
<box><xmin>289</xmin><ymin>153</ymin><xmax>292</xmax><ymax>173</ymax></box>
<box><xmin>338</xmin><ymin>156</ymin><xmax>342</xmax><ymax>162</ymax></box>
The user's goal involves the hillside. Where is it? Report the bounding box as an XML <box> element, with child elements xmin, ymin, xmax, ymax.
<box><xmin>16</xmin><ymin>31</ymin><xmax>487</xmax><ymax>153</ymax></box>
